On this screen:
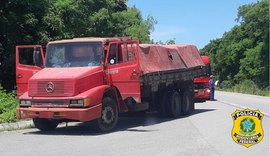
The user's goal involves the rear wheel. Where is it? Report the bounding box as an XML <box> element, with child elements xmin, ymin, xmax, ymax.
<box><xmin>181</xmin><ymin>90</ymin><xmax>192</xmax><ymax>115</ymax></box>
<box><xmin>93</xmin><ymin>97</ymin><xmax>118</xmax><ymax>132</ymax></box>
<box><xmin>166</xmin><ymin>91</ymin><xmax>182</xmax><ymax>118</ymax></box>
<box><xmin>33</xmin><ymin>118</ymin><xmax>59</xmax><ymax>131</ymax></box>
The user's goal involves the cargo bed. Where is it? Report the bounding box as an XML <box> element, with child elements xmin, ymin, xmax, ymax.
<box><xmin>141</xmin><ymin>66</ymin><xmax>208</xmax><ymax>92</ymax></box>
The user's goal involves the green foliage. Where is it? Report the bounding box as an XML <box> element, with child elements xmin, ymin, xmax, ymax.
<box><xmin>112</xmin><ymin>8</ymin><xmax>157</xmax><ymax>43</ymax></box>
<box><xmin>0</xmin><ymin>0</ymin><xmax>155</xmax><ymax>91</ymax></box>
<box><xmin>201</xmin><ymin>0</ymin><xmax>269</xmax><ymax>92</ymax></box>
<box><xmin>0</xmin><ymin>87</ymin><xmax>18</xmax><ymax>123</ymax></box>
<box><xmin>218</xmin><ymin>80</ymin><xmax>269</xmax><ymax>96</ymax></box>
<box><xmin>218</xmin><ymin>80</ymin><xmax>234</xmax><ymax>89</ymax></box>
<box><xmin>155</xmin><ymin>38</ymin><xmax>176</xmax><ymax>45</ymax></box>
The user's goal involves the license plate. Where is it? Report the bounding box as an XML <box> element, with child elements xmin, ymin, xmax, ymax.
<box><xmin>198</xmin><ymin>91</ymin><xmax>204</xmax><ymax>95</ymax></box>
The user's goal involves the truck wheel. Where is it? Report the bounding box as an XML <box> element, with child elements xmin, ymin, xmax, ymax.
<box><xmin>166</xmin><ymin>91</ymin><xmax>182</xmax><ymax>118</ymax></box>
<box><xmin>189</xmin><ymin>82</ymin><xmax>195</xmax><ymax>112</ymax></box>
<box><xmin>33</xmin><ymin>118</ymin><xmax>59</xmax><ymax>131</ymax></box>
<box><xmin>182</xmin><ymin>91</ymin><xmax>192</xmax><ymax>115</ymax></box>
<box><xmin>94</xmin><ymin>97</ymin><xmax>118</xmax><ymax>132</ymax></box>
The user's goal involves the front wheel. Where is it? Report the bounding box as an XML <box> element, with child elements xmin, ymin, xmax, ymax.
<box><xmin>33</xmin><ymin>118</ymin><xmax>59</xmax><ymax>131</ymax></box>
<box><xmin>93</xmin><ymin>97</ymin><xmax>118</xmax><ymax>132</ymax></box>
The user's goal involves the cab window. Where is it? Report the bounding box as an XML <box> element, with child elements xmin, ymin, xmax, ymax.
<box><xmin>19</xmin><ymin>47</ymin><xmax>43</xmax><ymax>66</ymax></box>
<box><xmin>108</xmin><ymin>42</ymin><xmax>136</xmax><ymax>65</ymax></box>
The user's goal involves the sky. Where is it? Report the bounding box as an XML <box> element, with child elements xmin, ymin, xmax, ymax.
<box><xmin>127</xmin><ymin>0</ymin><xmax>259</xmax><ymax>49</ymax></box>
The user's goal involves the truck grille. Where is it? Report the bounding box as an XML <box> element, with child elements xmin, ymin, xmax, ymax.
<box><xmin>31</xmin><ymin>99</ymin><xmax>69</xmax><ymax>107</ymax></box>
<box><xmin>29</xmin><ymin>81</ymin><xmax>74</xmax><ymax>97</ymax></box>
<box><xmin>194</xmin><ymin>83</ymin><xmax>205</xmax><ymax>90</ymax></box>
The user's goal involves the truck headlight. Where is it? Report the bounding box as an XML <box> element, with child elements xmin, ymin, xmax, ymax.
<box><xmin>206</xmin><ymin>89</ymin><xmax>210</xmax><ymax>93</ymax></box>
<box><xmin>20</xmin><ymin>100</ymin><xmax>31</xmax><ymax>107</ymax></box>
<box><xmin>70</xmin><ymin>98</ymin><xmax>91</xmax><ymax>107</ymax></box>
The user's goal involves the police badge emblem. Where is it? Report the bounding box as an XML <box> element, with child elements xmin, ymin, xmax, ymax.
<box><xmin>231</xmin><ymin>109</ymin><xmax>264</xmax><ymax>148</ymax></box>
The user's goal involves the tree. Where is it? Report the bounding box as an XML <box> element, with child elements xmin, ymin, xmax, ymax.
<box><xmin>0</xmin><ymin>0</ymin><xmax>155</xmax><ymax>91</ymax></box>
<box><xmin>201</xmin><ymin>0</ymin><xmax>269</xmax><ymax>88</ymax></box>
<box><xmin>155</xmin><ymin>38</ymin><xmax>176</xmax><ymax>45</ymax></box>
<box><xmin>235</xmin><ymin>0</ymin><xmax>269</xmax><ymax>87</ymax></box>
<box><xmin>0</xmin><ymin>0</ymin><xmax>51</xmax><ymax>90</ymax></box>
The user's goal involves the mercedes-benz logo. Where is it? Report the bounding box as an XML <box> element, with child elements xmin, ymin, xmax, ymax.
<box><xmin>46</xmin><ymin>82</ymin><xmax>54</xmax><ymax>93</ymax></box>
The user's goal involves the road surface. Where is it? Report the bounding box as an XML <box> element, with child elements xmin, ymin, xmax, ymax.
<box><xmin>0</xmin><ymin>91</ymin><xmax>269</xmax><ymax>156</ymax></box>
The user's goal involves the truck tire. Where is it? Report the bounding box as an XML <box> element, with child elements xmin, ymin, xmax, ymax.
<box><xmin>33</xmin><ymin>118</ymin><xmax>59</xmax><ymax>131</ymax></box>
<box><xmin>166</xmin><ymin>91</ymin><xmax>182</xmax><ymax>118</ymax></box>
<box><xmin>189</xmin><ymin>82</ymin><xmax>195</xmax><ymax>112</ymax></box>
<box><xmin>94</xmin><ymin>97</ymin><xmax>118</xmax><ymax>132</ymax></box>
<box><xmin>181</xmin><ymin>90</ymin><xmax>192</xmax><ymax>115</ymax></box>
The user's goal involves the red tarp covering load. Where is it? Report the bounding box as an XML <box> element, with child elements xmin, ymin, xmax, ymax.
<box><xmin>139</xmin><ymin>44</ymin><xmax>204</xmax><ymax>74</ymax></box>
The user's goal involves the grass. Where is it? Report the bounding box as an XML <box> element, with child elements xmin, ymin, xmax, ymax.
<box><xmin>0</xmin><ymin>87</ymin><xmax>18</xmax><ymax>123</ymax></box>
<box><xmin>217</xmin><ymin>80</ymin><xmax>269</xmax><ymax>96</ymax></box>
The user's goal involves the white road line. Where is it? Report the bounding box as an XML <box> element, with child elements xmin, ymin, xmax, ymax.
<box><xmin>218</xmin><ymin>100</ymin><xmax>269</xmax><ymax>117</ymax></box>
<box><xmin>216</xmin><ymin>91</ymin><xmax>269</xmax><ymax>100</ymax></box>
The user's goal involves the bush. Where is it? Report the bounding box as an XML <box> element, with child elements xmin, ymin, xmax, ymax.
<box><xmin>0</xmin><ymin>87</ymin><xmax>18</xmax><ymax>123</ymax></box>
<box><xmin>232</xmin><ymin>80</ymin><xmax>269</xmax><ymax>96</ymax></box>
<box><xmin>219</xmin><ymin>80</ymin><xmax>234</xmax><ymax>89</ymax></box>
<box><xmin>218</xmin><ymin>80</ymin><xmax>269</xmax><ymax>96</ymax></box>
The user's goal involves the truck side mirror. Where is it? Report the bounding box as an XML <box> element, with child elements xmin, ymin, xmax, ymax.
<box><xmin>33</xmin><ymin>49</ymin><xmax>43</xmax><ymax>67</ymax></box>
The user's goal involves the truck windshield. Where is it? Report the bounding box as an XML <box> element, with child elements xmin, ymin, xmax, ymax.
<box><xmin>206</xmin><ymin>64</ymin><xmax>212</xmax><ymax>76</ymax></box>
<box><xmin>45</xmin><ymin>42</ymin><xmax>102</xmax><ymax>68</ymax></box>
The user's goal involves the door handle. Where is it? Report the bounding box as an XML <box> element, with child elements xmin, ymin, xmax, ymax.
<box><xmin>132</xmin><ymin>70</ymin><xmax>139</xmax><ymax>75</ymax></box>
<box><xmin>130</xmin><ymin>70</ymin><xmax>139</xmax><ymax>80</ymax></box>
<box><xmin>17</xmin><ymin>74</ymin><xmax>23</xmax><ymax>79</ymax></box>
<box><xmin>131</xmin><ymin>70</ymin><xmax>140</xmax><ymax>78</ymax></box>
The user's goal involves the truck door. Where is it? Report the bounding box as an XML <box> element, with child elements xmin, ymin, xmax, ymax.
<box><xmin>106</xmin><ymin>41</ymin><xmax>141</xmax><ymax>103</ymax></box>
<box><xmin>16</xmin><ymin>45</ymin><xmax>45</xmax><ymax>97</ymax></box>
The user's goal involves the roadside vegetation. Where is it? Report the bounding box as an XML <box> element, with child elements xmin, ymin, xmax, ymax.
<box><xmin>217</xmin><ymin>80</ymin><xmax>269</xmax><ymax>96</ymax></box>
<box><xmin>201</xmin><ymin>0</ymin><xmax>269</xmax><ymax>96</ymax></box>
<box><xmin>0</xmin><ymin>87</ymin><xmax>18</xmax><ymax>123</ymax></box>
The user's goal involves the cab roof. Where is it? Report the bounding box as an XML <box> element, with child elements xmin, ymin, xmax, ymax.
<box><xmin>48</xmin><ymin>37</ymin><xmax>132</xmax><ymax>45</ymax></box>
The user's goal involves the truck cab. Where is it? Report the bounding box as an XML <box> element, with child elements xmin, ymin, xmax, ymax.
<box><xmin>193</xmin><ymin>55</ymin><xmax>211</xmax><ymax>101</ymax></box>
<box><xmin>16</xmin><ymin>37</ymin><xmax>207</xmax><ymax>132</ymax></box>
<box><xmin>16</xmin><ymin>37</ymin><xmax>140</xmax><ymax>131</ymax></box>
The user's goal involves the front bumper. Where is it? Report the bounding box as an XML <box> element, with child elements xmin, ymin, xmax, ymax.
<box><xmin>16</xmin><ymin>104</ymin><xmax>102</xmax><ymax>122</ymax></box>
<box><xmin>194</xmin><ymin>89</ymin><xmax>210</xmax><ymax>100</ymax></box>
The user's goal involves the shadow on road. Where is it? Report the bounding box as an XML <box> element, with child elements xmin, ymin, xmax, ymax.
<box><xmin>23</xmin><ymin>108</ymin><xmax>215</xmax><ymax>136</ymax></box>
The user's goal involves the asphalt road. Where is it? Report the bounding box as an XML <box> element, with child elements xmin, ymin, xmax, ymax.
<box><xmin>0</xmin><ymin>91</ymin><xmax>269</xmax><ymax>156</ymax></box>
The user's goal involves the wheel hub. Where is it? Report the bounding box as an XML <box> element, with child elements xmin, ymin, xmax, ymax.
<box><xmin>102</xmin><ymin>106</ymin><xmax>114</xmax><ymax>124</ymax></box>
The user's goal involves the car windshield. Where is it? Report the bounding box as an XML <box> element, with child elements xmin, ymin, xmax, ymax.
<box><xmin>45</xmin><ymin>42</ymin><xmax>102</xmax><ymax>68</ymax></box>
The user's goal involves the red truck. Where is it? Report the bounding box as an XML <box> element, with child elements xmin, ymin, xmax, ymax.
<box><xmin>193</xmin><ymin>56</ymin><xmax>211</xmax><ymax>101</ymax></box>
<box><xmin>16</xmin><ymin>37</ymin><xmax>207</xmax><ymax>132</ymax></box>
